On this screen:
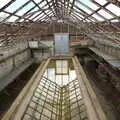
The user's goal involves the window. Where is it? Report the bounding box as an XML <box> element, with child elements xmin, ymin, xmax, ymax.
<box><xmin>24</xmin><ymin>7</ymin><xmax>39</xmax><ymax>18</ymax></box>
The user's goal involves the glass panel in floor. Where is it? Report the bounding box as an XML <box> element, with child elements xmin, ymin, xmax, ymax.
<box><xmin>22</xmin><ymin>60</ymin><xmax>89</xmax><ymax>120</ymax></box>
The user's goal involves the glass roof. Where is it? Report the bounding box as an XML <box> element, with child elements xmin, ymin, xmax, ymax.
<box><xmin>0</xmin><ymin>0</ymin><xmax>119</xmax><ymax>23</ymax></box>
<box><xmin>106</xmin><ymin>3</ymin><xmax>120</xmax><ymax>16</ymax></box>
<box><xmin>0</xmin><ymin>0</ymin><xmax>11</xmax><ymax>8</ymax></box>
<box><xmin>94</xmin><ymin>0</ymin><xmax>108</xmax><ymax>5</ymax></box>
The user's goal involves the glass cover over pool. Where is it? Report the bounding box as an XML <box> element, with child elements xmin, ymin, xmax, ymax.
<box><xmin>22</xmin><ymin>59</ymin><xmax>88</xmax><ymax>120</ymax></box>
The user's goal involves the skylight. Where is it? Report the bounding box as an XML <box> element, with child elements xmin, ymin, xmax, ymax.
<box><xmin>25</xmin><ymin>7</ymin><xmax>39</xmax><ymax>17</ymax></box>
<box><xmin>5</xmin><ymin>0</ymin><xmax>30</xmax><ymax>13</ymax></box>
<box><xmin>19</xmin><ymin>19</ymin><xmax>24</xmax><ymax>22</ymax></box>
<box><xmin>16</xmin><ymin>2</ymin><xmax>35</xmax><ymax>16</ymax></box>
<box><xmin>73</xmin><ymin>11</ymin><xmax>84</xmax><ymax>19</ymax></box>
<box><xmin>111</xmin><ymin>19</ymin><xmax>119</xmax><ymax>22</ymax></box>
<box><xmin>75</xmin><ymin>1</ymin><xmax>92</xmax><ymax>14</ymax></box>
<box><xmin>29</xmin><ymin>11</ymin><xmax>42</xmax><ymax>20</ymax></box>
<box><xmin>93</xmin><ymin>0</ymin><xmax>107</xmax><ymax>5</ymax></box>
<box><xmin>0</xmin><ymin>0</ymin><xmax>11</xmax><ymax>9</ymax></box>
<box><xmin>92</xmin><ymin>14</ymin><xmax>104</xmax><ymax>21</ymax></box>
<box><xmin>33</xmin><ymin>12</ymin><xmax>45</xmax><ymax>21</ymax></box>
<box><xmin>98</xmin><ymin>9</ymin><xmax>114</xmax><ymax>19</ymax></box>
<box><xmin>79</xmin><ymin>0</ymin><xmax>99</xmax><ymax>10</ymax></box>
<box><xmin>0</xmin><ymin>12</ymin><xmax>9</xmax><ymax>21</ymax></box>
<box><xmin>39</xmin><ymin>1</ymin><xmax>47</xmax><ymax>8</ymax></box>
<box><xmin>106</xmin><ymin>3</ymin><xmax>120</xmax><ymax>16</ymax></box>
<box><xmin>7</xmin><ymin>16</ymin><xmax>18</xmax><ymax>22</ymax></box>
<box><xmin>34</xmin><ymin>0</ymin><xmax>42</xmax><ymax>4</ymax></box>
<box><xmin>56</xmin><ymin>60</ymin><xmax>68</xmax><ymax>75</ymax></box>
<box><xmin>0</xmin><ymin>0</ymin><xmax>119</xmax><ymax>23</ymax></box>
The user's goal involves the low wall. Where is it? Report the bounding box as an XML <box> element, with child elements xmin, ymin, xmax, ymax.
<box><xmin>0</xmin><ymin>49</ymin><xmax>31</xmax><ymax>79</ymax></box>
<box><xmin>32</xmin><ymin>48</ymin><xmax>53</xmax><ymax>62</ymax></box>
<box><xmin>94</xmin><ymin>42</ymin><xmax>120</xmax><ymax>59</ymax></box>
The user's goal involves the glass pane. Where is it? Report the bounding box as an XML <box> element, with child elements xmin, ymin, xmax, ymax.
<box><xmin>111</xmin><ymin>19</ymin><xmax>119</xmax><ymax>22</ymax></box>
<box><xmin>80</xmin><ymin>0</ymin><xmax>99</xmax><ymax>10</ymax></box>
<box><xmin>33</xmin><ymin>12</ymin><xmax>46</xmax><ymax>21</ymax></box>
<box><xmin>70</xmin><ymin>0</ymin><xmax>73</xmax><ymax>3</ymax></box>
<box><xmin>75</xmin><ymin>2</ymin><xmax>92</xmax><ymax>14</ymax></box>
<box><xmin>29</xmin><ymin>11</ymin><xmax>41</xmax><ymax>20</ymax></box>
<box><xmin>92</xmin><ymin>13</ymin><xmax>104</xmax><ymax>21</ymax></box>
<box><xmin>0</xmin><ymin>0</ymin><xmax>11</xmax><ymax>9</ymax></box>
<box><xmin>34</xmin><ymin>0</ymin><xmax>41</xmax><ymax>3</ymax></box>
<box><xmin>21</xmin><ymin>59</ymin><xmax>89</xmax><ymax>120</ymax></box>
<box><xmin>41</xmin><ymin>15</ymin><xmax>49</xmax><ymax>20</ymax></box>
<box><xmin>106</xmin><ymin>3</ymin><xmax>120</xmax><ymax>16</ymax></box>
<box><xmin>5</xmin><ymin>0</ymin><xmax>29</xmax><ymax>13</ymax></box>
<box><xmin>19</xmin><ymin>19</ymin><xmax>24</xmax><ymax>22</ymax></box>
<box><xmin>71</xmin><ymin>14</ymin><xmax>81</xmax><ymax>21</ymax></box>
<box><xmin>73</xmin><ymin>11</ymin><xmax>84</xmax><ymax>19</ymax></box>
<box><xmin>56</xmin><ymin>60</ymin><xmax>68</xmax><ymax>74</ymax></box>
<box><xmin>28</xmin><ymin>7</ymin><xmax>39</xmax><ymax>14</ymax></box>
<box><xmin>47</xmin><ymin>0</ymin><xmax>52</xmax><ymax>2</ymax></box>
<box><xmin>70</xmin><ymin>70</ymin><xmax>76</xmax><ymax>81</ymax></box>
<box><xmin>73</xmin><ymin>8</ymin><xmax>84</xmax><ymax>18</ymax></box>
<box><xmin>16</xmin><ymin>2</ymin><xmax>35</xmax><ymax>16</ymax></box>
<box><xmin>85</xmin><ymin>19</ymin><xmax>90</xmax><ymax>22</ymax></box>
<box><xmin>0</xmin><ymin>12</ymin><xmax>9</xmax><ymax>21</ymax></box>
<box><xmin>7</xmin><ymin>16</ymin><xmax>19</xmax><ymax>22</ymax></box>
<box><xmin>98</xmin><ymin>9</ymin><xmax>114</xmax><ymax>19</ymax></box>
<box><xmin>33</xmin><ymin>14</ymin><xmax>44</xmax><ymax>21</ymax></box>
<box><xmin>93</xmin><ymin>0</ymin><xmax>107</xmax><ymax>5</ymax></box>
<box><xmin>45</xmin><ymin>10</ymin><xmax>51</xmax><ymax>14</ymax></box>
<box><xmin>24</xmin><ymin>7</ymin><xmax>39</xmax><ymax>19</ymax></box>
<box><xmin>39</xmin><ymin>1</ymin><xmax>47</xmax><ymax>8</ymax></box>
